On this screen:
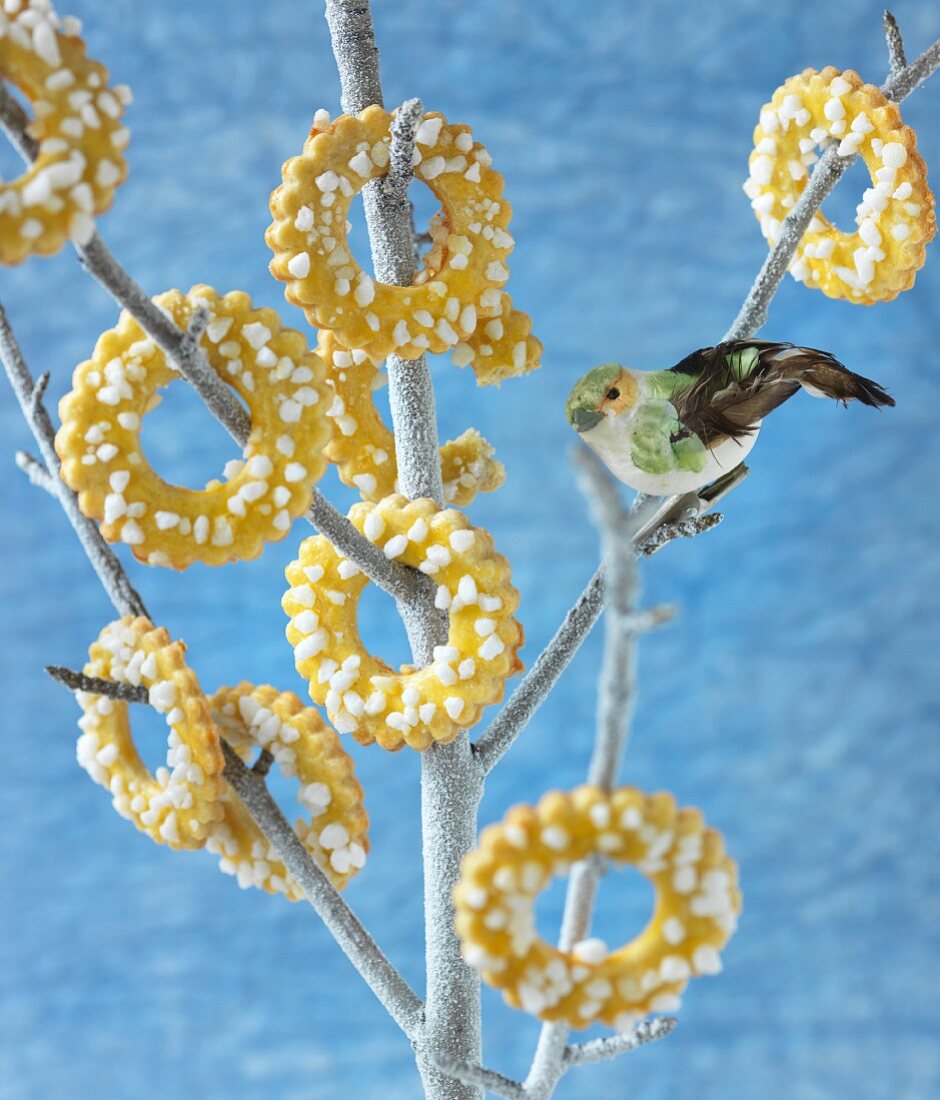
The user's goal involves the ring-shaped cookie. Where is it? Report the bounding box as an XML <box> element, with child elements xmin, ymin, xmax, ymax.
<box><xmin>0</xmin><ymin>1</ymin><xmax>130</xmax><ymax>264</ymax></box>
<box><xmin>745</xmin><ymin>67</ymin><xmax>935</xmax><ymax>303</ymax></box>
<box><xmin>75</xmin><ymin>616</ymin><xmax>226</xmax><ymax>849</ymax></box>
<box><xmin>267</xmin><ymin>106</ymin><xmax>519</xmax><ymax>363</ymax></box>
<box><xmin>454</xmin><ymin>785</ymin><xmax>740</xmax><ymax>1029</ymax></box>
<box><xmin>283</xmin><ymin>494</ymin><xmax>524</xmax><ymax>752</ymax></box>
<box><xmin>207</xmin><ymin>682</ymin><xmax>369</xmax><ymax>897</ymax></box>
<box><xmin>318</xmin><ymin>329</ymin><xmax>505</xmax><ymax>505</ymax></box>
<box><xmin>56</xmin><ymin>284</ymin><xmax>332</xmax><ymax>569</ymax></box>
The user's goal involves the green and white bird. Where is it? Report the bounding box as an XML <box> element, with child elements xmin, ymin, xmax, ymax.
<box><xmin>565</xmin><ymin>340</ymin><xmax>895</xmax><ymax>495</ymax></box>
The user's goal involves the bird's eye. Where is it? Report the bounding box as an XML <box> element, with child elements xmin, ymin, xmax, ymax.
<box><xmin>606</xmin><ymin>387</ymin><xmax>620</xmax><ymax>400</ymax></box>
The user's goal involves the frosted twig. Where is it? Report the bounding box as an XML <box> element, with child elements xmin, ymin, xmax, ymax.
<box><xmin>563</xmin><ymin>1017</ymin><xmax>678</xmax><ymax>1067</ymax></box>
<box><xmin>220</xmin><ymin>742</ymin><xmax>425</xmax><ymax>1040</ymax></box>
<box><xmin>0</xmin><ymin>300</ymin><xmax>147</xmax><ymax>619</ymax></box>
<box><xmin>0</xmin><ymin>81</ymin><xmax>38</xmax><ymax>159</ymax></box>
<box><xmin>385</xmin><ymin>99</ymin><xmax>424</xmax><ymax>213</ymax></box>
<box><xmin>323</xmin><ymin>5</ymin><xmax>477</xmax><ymax>1097</ymax></box>
<box><xmin>638</xmin><ymin>511</ymin><xmax>724</xmax><ymax>555</ymax></box>
<box><xmin>884</xmin><ymin>11</ymin><xmax>907</xmax><ymax>75</ymax></box>
<box><xmin>724</xmin><ymin>29</ymin><xmax>940</xmax><ymax>342</ymax></box>
<box><xmin>45</xmin><ymin>662</ymin><xmax>425</xmax><ymax>1041</ymax></box>
<box><xmin>46</xmin><ymin>664</ymin><xmax>149</xmax><ymax>704</ymax></box>
<box><xmin>431</xmin><ymin>1057</ymin><xmax>527</xmax><ymax>1100</ymax></box>
<box><xmin>15</xmin><ymin>450</ymin><xmax>55</xmax><ymax>492</ymax></box>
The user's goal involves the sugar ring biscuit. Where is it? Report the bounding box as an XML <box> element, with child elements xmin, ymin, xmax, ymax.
<box><xmin>74</xmin><ymin>616</ymin><xmax>225</xmax><ymax>849</ymax></box>
<box><xmin>267</xmin><ymin>106</ymin><xmax>523</xmax><ymax>364</ymax></box>
<box><xmin>206</xmin><ymin>682</ymin><xmax>368</xmax><ymax>897</ymax></box>
<box><xmin>745</xmin><ymin>67</ymin><xmax>936</xmax><ymax>303</ymax></box>
<box><xmin>318</xmin><ymin>329</ymin><xmax>505</xmax><ymax>505</ymax></box>
<box><xmin>454</xmin><ymin>785</ymin><xmax>740</xmax><ymax>1029</ymax></box>
<box><xmin>0</xmin><ymin>0</ymin><xmax>130</xmax><ymax>264</ymax></box>
<box><xmin>283</xmin><ymin>494</ymin><xmax>524</xmax><ymax>752</ymax></box>
<box><xmin>56</xmin><ymin>284</ymin><xmax>332</xmax><ymax>569</ymax></box>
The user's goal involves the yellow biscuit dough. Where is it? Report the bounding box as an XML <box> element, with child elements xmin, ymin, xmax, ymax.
<box><xmin>75</xmin><ymin>616</ymin><xmax>225</xmax><ymax>849</ymax></box>
<box><xmin>318</xmin><ymin>329</ymin><xmax>505</xmax><ymax>505</ymax></box>
<box><xmin>207</xmin><ymin>683</ymin><xmax>369</xmax><ymax>897</ymax></box>
<box><xmin>267</xmin><ymin>106</ymin><xmax>539</xmax><ymax>379</ymax></box>
<box><xmin>56</xmin><ymin>285</ymin><xmax>332</xmax><ymax>569</ymax></box>
<box><xmin>455</xmin><ymin>289</ymin><xmax>542</xmax><ymax>387</ymax></box>
<box><xmin>283</xmin><ymin>494</ymin><xmax>524</xmax><ymax>752</ymax></box>
<box><xmin>454</xmin><ymin>785</ymin><xmax>740</xmax><ymax>1029</ymax></box>
<box><xmin>745</xmin><ymin>67</ymin><xmax>936</xmax><ymax>303</ymax></box>
<box><xmin>0</xmin><ymin>0</ymin><xmax>130</xmax><ymax>264</ymax></box>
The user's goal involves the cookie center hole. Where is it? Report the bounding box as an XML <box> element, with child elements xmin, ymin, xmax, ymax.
<box><xmin>345</xmin><ymin>179</ymin><xmax>443</xmax><ymax>282</ymax></box>
<box><xmin>356</xmin><ymin>579</ymin><xmax>417</xmax><ymax>671</ymax></box>
<box><xmin>536</xmin><ymin>862</ymin><xmax>656</xmax><ymax>952</ymax></box>
<box><xmin>125</xmin><ymin>694</ymin><xmax>181</xmax><ymax>776</ymax></box>
<box><xmin>139</xmin><ymin>378</ymin><xmax>249</xmax><ymax>491</ymax></box>
<box><xmin>819</xmin><ymin>153</ymin><xmax>871</xmax><ymax>234</ymax></box>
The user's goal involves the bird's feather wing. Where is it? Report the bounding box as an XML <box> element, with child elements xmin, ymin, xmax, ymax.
<box><xmin>667</xmin><ymin>340</ymin><xmax>892</xmax><ymax>446</ymax></box>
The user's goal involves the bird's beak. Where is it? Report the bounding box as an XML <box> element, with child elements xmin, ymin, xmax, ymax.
<box><xmin>570</xmin><ymin>407</ymin><xmax>604</xmax><ymax>434</ymax></box>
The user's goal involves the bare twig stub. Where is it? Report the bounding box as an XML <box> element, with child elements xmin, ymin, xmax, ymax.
<box><xmin>46</xmin><ymin>665</ymin><xmax>149</xmax><ymax>704</ymax></box>
<box><xmin>563</xmin><ymin>1016</ymin><xmax>678</xmax><ymax>1066</ymax></box>
<box><xmin>884</xmin><ymin>11</ymin><xmax>907</xmax><ymax>75</ymax></box>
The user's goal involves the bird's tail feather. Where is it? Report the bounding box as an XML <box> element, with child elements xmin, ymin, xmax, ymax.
<box><xmin>772</xmin><ymin>346</ymin><xmax>896</xmax><ymax>409</ymax></box>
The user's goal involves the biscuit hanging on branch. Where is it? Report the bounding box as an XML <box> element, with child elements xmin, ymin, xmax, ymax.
<box><xmin>455</xmin><ymin>785</ymin><xmax>740</xmax><ymax>1029</ymax></box>
<box><xmin>283</xmin><ymin>494</ymin><xmax>524</xmax><ymax>752</ymax></box>
<box><xmin>74</xmin><ymin>616</ymin><xmax>226</xmax><ymax>849</ymax></box>
<box><xmin>267</xmin><ymin>106</ymin><xmax>540</xmax><ymax>383</ymax></box>
<box><xmin>745</xmin><ymin>67</ymin><xmax>935</xmax><ymax>303</ymax></box>
<box><xmin>56</xmin><ymin>285</ymin><xmax>332</xmax><ymax>569</ymax></box>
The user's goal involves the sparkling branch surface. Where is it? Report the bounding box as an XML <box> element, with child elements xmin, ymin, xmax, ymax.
<box><xmin>323</xmin><ymin>4</ymin><xmax>482</xmax><ymax>1098</ymax></box>
<box><xmin>884</xmin><ymin>11</ymin><xmax>907</xmax><ymax>75</ymax></box>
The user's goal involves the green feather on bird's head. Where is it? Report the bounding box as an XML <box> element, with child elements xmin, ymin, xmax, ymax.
<box><xmin>565</xmin><ymin>363</ymin><xmax>623</xmax><ymax>433</ymax></box>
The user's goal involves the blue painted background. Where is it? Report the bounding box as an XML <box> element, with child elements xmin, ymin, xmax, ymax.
<box><xmin>2</xmin><ymin>1</ymin><xmax>939</xmax><ymax>1096</ymax></box>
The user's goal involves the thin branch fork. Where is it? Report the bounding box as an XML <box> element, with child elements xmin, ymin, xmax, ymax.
<box><xmin>436</xmin><ymin>1016</ymin><xmax>677</xmax><ymax>1098</ymax></box>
